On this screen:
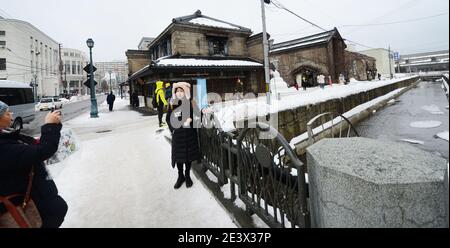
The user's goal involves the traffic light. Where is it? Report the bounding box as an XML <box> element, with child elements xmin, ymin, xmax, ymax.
<box><xmin>84</xmin><ymin>73</ymin><xmax>98</xmax><ymax>89</ymax></box>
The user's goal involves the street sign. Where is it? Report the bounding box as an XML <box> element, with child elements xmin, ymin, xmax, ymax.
<box><xmin>393</xmin><ymin>52</ymin><xmax>400</xmax><ymax>61</ymax></box>
<box><xmin>84</xmin><ymin>80</ymin><xmax>98</xmax><ymax>89</ymax></box>
<box><xmin>83</xmin><ymin>64</ymin><xmax>97</xmax><ymax>73</ymax></box>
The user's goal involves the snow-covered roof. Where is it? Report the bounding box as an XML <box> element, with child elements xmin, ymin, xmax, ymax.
<box><xmin>173</xmin><ymin>10</ymin><xmax>251</xmax><ymax>32</ymax></box>
<box><xmin>0</xmin><ymin>80</ymin><xmax>32</xmax><ymax>88</ymax></box>
<box><xmin>153</xmin><ymin>57</ymin><xmax>263</xmax><ymax>67</ymax></box>
<box><xmin>127</xmin><ymin>57</ymin><xmax>262</xmax><ymax>81</ymax></box>
<box><xmin>270</xmin><ymin>29</ymin><xmax>342</xmax><ymax>54</ymax></box>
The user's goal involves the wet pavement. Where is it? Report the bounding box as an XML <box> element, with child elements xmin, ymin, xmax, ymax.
<box><xmin>21</xmin><ymin>95</ymin><xmax>106</xmax><ymax>136</ymax></box>
<box><xmin>356</xmin><ymin>81</ymin><xmax>449</xmax><ymax>160</ymax></box>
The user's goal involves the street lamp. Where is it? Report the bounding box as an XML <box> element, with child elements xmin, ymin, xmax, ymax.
<box><xmin>86</xmin><ymin>38</ymin><xmax>99</xmax><ymax>118</ymax></box>
<box><xmin>108</xmin><ymin>70</ymin><xmax>112</xmax><ymax>93</ymax></box>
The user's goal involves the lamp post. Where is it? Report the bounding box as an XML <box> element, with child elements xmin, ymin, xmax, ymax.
<box><xmin>86</xmin><ymin>38</ymin><xmax>98</xmax><ymax>118</ymax></box>
<box><xmin>108</xmin><ymin>70</ymin><xmax>112</xmax><ymax>93</ymax></box>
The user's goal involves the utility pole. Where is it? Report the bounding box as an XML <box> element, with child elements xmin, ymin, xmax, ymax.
<box><xmin>58</xmin><ymin>44</ymin><xmax>64</xmax><ymax>96</ymax></box>
<box><xmin>261</xmin><ymin>0</ymin><xmax>272</xmax><ymax>105</ymax></box>
<box><xmin>388</xmin><ymin>45</ymin><xmax>393</xmax><ymax>79</ymax></box>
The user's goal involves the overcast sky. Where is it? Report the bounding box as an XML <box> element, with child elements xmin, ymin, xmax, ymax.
<box><xmin>1</xmin><ymin>0</ymin><xmax>448</xmax><ymax>61</ymax></box>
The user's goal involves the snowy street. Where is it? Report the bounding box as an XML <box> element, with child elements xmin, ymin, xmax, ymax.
<box><xmin>47</xmin><ymin>99</ymin><xmax>237</xmax><ymax>228</ymax></box>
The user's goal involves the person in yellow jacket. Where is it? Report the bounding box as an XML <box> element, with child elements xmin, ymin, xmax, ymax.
<box><xmin>155</xmin><ymin>81</ymin><xmax>168</xmax><ymax>127</ymax></box>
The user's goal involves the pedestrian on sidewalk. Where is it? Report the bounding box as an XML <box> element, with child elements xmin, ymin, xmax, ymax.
<box><xmin>165</xmin><ymin>83</ymin><xmax>172</xmax><ymax>101</ymax></box>
<box><xmin>155</xmin><ymin>81</ymin><xmax>168</xmax><ymax>127</ymax></box>
<box><xmin>0</xmin><ymin>100</ymin><xmax>68</xmax><ymax>228</ymax></box>
<box><xmin>317</xmin><ymin>74</ymin><xmax>326</xmax><ymax>89</ymax></box>
<box><xmin>167</xmin><ymin>82</ymin><xmax>201</xmax><ymax>189</ymax></box>
<box><xmin>131</xmin><ymin>92</ymin><xmax>139</xmax><ymax>108</ymax></box>
<box><xmin>107</xmin><ymin>91</ymin><xmax>116</xmax><ymax>112</ymax></box>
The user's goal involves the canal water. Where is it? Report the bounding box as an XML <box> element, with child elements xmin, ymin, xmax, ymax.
<box><xmin>356</xmin><ymin>80</ymin><xmax>449</xmax><ymax>160</ymax></box>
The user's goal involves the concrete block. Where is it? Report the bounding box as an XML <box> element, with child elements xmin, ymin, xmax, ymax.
<box><xmin>307</xmin><ymin>137</ymin><xmax>447</xmax><ymax>228</ymax></box>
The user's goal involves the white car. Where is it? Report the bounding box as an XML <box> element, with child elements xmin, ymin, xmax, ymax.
<box><xmin>38</xmin><ymin>97</ymin><xmax>63</xmax><ymax>111</ymax></box>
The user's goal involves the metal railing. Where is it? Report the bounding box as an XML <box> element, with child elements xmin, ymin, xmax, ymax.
<box><xmin>307</xmin><ymin>112</ymin><xmax>360</xmax><ymax>146</ymax></box>
<box><xmin>198</xmin><ymin>116</ymin><xmax>310</xmax><ymax>228</ymax></box>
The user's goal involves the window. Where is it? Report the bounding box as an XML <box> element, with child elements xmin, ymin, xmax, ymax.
<box><xmin>0</xmin><ymin>58</ymin><xmax>5</xmax><ymax>70</ymax></box>
<box><xmin>70</xmin><ymin>53</ymin><xmax>74</xmax><ymax>57</ymax></box>
<box><xmin>65</xmin><ymin>62</ymin><xmax>70</xmax><ymax>73</ymax></box>
<box><xmin>71</xmin><ymin>62</ymin><xmax>76</xmax><ymax>75</ymax></box>
<box><xmin>0</xmin><ymin>31</ymin><xmax>5</xmax><ymax>36</ymax></box>
<box><xmin>0</xmin><ymin>41</ymin><xmax>5</xmax><ymax>46</ymax></box>
<box><xmin>0</xmin><ymin>88</ymin><xmax>34</xmax><ymax>106</ymax></box>
<box><xmin>64</xmin><ymin>52</ymin><xmax>69</xmax><ymax>57</ymax></box>
<box><xmin>208</xmin><ymin>37</ymin><xmax>228</xmax><ymax>56</ymax></box>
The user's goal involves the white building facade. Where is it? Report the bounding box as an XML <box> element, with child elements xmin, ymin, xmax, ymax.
<box><xmin>94</xmin><ymin>61</ymin><xmax>129</xmax><ymax>92</ymax></box>
<box><xmin>360</xmin><ymin>48</ymin><xmax>396</xmax><ymax>77</ymax></box>
<box><xmin>61</xmin><ymin>48</ymin><xmax>88</xmax><ymax>95</ymax></box>
<box><xmin>0</xmin><ymin>17</ymin><xmax>61</xmax><ymax>98</ymax></box>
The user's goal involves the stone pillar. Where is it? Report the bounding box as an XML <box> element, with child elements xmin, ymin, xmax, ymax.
<box><xmin>445</xmin><ymin>164</ymin><xmax>449</xmax><ymax>228</ymax></box>
<box><xmin>306</xmin><ymin>137</ymin><xmax>447</xmax><ymax>228</ymax></box>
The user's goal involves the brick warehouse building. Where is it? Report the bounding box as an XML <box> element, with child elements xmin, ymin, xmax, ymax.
<box><xmin>127</xmin><ymin>10</ymin><xmax>267</xmax><ymax>107</ymax></box>
<box><xmin>269</xmin><ymin>28</ymin><xmax>377</xmax><ymax>87</ymax></box>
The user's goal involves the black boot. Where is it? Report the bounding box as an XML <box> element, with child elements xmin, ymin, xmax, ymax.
<box><xmin>185</xmin><ymin>163</ymin><xmax>193</xmax><ymax>188</ymax></box>
<box><xmin>174</xmin><ymin>164</ymin><xmax>185</xmax><ymax>189</ymax></box>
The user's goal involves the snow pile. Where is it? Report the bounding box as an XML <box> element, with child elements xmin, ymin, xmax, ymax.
<box><xmin>189</xmin><ymin>17</ymin><xmax>240</xmax><ymax>30</ymax></box>
<box><xmin>49</xmin><ymin>99</ymin><xmax>237</xmax><ymax>228</ymax></box>
<box><xmin>400</xmin><ymin>139</ymin><xmax>425</xmax><ymax>145</ymax></box>
<box><xmin>436</xmin><ymin>131</ymin><xmax>449</xmax><ymax>142</ymax></box>
<box><xmin>410</xmin><ymin>121</ymin><xmax>442</xmax><ymax>129</ymax></box>
<box><xmin>213</xmin><ymin>76</ymin><xmax>417</xmax><ymax>133</ymax></box>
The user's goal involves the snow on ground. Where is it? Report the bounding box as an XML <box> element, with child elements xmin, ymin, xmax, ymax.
<box><xmin>410</xmin><ymin>121</ymin><xmax>442</xmax><ymax>129</ymax></box>
<box><xmin>422</xmin><ymin>105</ymin><xmax>445</xmax><ymax>115</ymax></box>
<box><xmin>290</xmin><ymin>88</ymin><xmax>405</xmax><ymax>147</ymax></box>
<box><xmin>400</xmin><ymin>139</ymin><xmax>425</xmax><ymax>145</ymax></box>
<box><xmin>436</xmin><ymin>131</ymin><xmax>449</xmax><ymax>142</ymax></box>
<box><xmin>48</xmin><ymin>98</ymin><xmax>236</xmax><ymax>228</ymax></box>
<box><xmin>213</xmin><ymin>75</ymin><xmax>417</xmax><ymax>132</ymax></box>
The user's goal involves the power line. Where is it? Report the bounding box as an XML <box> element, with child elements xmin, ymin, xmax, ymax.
<box><xmin>338</xmin><ymin>12</ymin><xmax>449</xmax><ymax>28</ymax></box>
<box><xmin>270</xmin><ymin>0</ymin><xmax>328</xmax><ymax>32</ymax></box>
<box><xmin>269</xmin><ymin>0</ymin><xmax>377</xmax><ymax>50</ymax></box>
<box><xmin>0</xmin><ymin>8</ymin><xmax>38</xmax><ymax>40</ymax></box>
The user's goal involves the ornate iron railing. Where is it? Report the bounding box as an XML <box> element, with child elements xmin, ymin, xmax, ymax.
<box><xmin>198</xmin><ymin>114</ymin><xmax>310</xmax><ymax>228</ymax></box>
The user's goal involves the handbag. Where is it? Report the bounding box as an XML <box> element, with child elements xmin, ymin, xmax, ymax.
<box><xmin>0</xmin><ymin>169</ymin><xmax>42</xmax><ymax>228</ymax></box>
<box><xmin>46</xmin><ymin>128</ymin><xmax>80</xmax><ymax>165</ymax></box>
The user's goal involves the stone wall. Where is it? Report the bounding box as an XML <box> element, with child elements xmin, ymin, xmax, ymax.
<box><xmin>125</xmin><ymin>50</ymin><xmax>150</xmax><ymax>75</ymax></box>
<box><xmin>276</xmin><ymin>77</ymin><xmax>419</xmax><ymax>143</ymax></box>
<box><xmin>344</xmin><ymin>50</ymin><xmax>377</xmax><ymax>81</ymax></box>
<box><xmin>171</xmin><ymin>26</ymin><xmax>250</xmax><ymax>57</ymax></box>
<box><xmin>270</xmin><ymin>46</ymin><xmax>330</xmax><ymax>85</ymax></box>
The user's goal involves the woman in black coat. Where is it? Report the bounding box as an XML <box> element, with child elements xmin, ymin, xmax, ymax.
<box><xmin>167</xmin><ymin>82</ymin><xmax>201</xmax><ymax>189</ymax></box>
<box><xmin>0</xmin><ymin>101</ymin><xmax>68</xmax><ymax>228</ymax></box>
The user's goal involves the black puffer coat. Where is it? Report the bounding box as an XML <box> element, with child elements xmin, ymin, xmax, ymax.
<box><xmin>0</xmin><ymin>124</ymin><xmax>65</xmax><ymax>217</ymax></box>
<box><xmin>167</xmin><ymin>99</ymin><xmax>201</xmax><ymax>168</ymax></box>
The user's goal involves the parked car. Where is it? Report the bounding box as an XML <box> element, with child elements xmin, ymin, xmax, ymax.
<box><xmin>38</xmin><ymin>97</ymin><xmax>63</xmax><ymax>111</ymax></box>
<box><xmin>0</xmin><ymin>80</ymin><xmax>36</xmax><ymax>130</ymax></box>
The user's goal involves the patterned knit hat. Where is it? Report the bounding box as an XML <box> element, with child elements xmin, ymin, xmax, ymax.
<box><xmin>0</xmin><ymin>100</ymin><xmax>9</xmax><ymax>116</ymax></box>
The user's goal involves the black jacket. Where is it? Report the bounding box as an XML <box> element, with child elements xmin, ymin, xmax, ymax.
<box><xmin>107</xmin><ymin>94</ymin><xmax>116</xmax><ymax>104</ymax></box>
<box><xmin>167</xmin><ymin>99</ymin><xmax>201</xmax><ymax>168</ymax></box>
<box><xmin>0</xmin><ymin>124</ymin><xmax>62</xmax><ymax>211</ymax></box>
